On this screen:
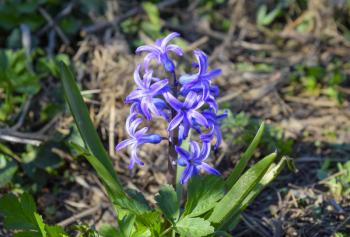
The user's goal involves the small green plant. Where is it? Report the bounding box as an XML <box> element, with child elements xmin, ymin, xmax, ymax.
<box><xmin>0</xmin><ymin>192</ymin><xmax>68</xmax><ymax>236</ymax></box>
<box><xmin>325</xmin><ymin>160</ymin><xmax>350</xmax><ymax>200</ymax></box>
<box><xmin>222</xmin><ymin>111</ymin><xmax>294</xmax><ymax>156</ymax></box>
<box><xmin>1</xmin><ymin>34</ymin><xmax>294</xmax><ymax>236</ymax></box>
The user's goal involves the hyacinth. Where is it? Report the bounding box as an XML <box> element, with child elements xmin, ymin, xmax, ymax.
<box><xmin>116</xmin><ymin>32</ymin><xmax>226</xmax><ymax>184</ymax></box>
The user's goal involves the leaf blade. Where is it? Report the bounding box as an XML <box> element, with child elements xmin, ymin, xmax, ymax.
<box><xmin>226</xmin><ymin>122</ymin><xmax>265</xmax><ymax>188</ymax></box>
<box><xmin>175</xmin><ymin>217</ymin><xmax>214</xmax><ymax>237</ymax></box>
<box><xmin>60</xmin><ymin>63</ymin><xmax>125</xmax><ymax>198</ymax></box>
<box><xmin>209</xmin><ymin>152</ymin><xmax>277</xmax><ymax>224</ymax></box>
<box><xmin>155</xmin><ymin>185</ymin><xmax>179</xmax><ymax>223</ymax></box>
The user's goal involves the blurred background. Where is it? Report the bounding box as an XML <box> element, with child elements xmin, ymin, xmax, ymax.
<box><xmin>0</xmin><ymin>0</ymin><xmax>350</xmax><ymax>236</ymax></box>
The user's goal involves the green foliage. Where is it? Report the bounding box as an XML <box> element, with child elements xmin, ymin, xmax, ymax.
<box><xmin>226</xmin><ymin>122</ymin><xmax>265</xmax><ymax>187</ymax></box>
<box><xmin>155</xmin><ymin>185</ymin><xmax>179</xmax><ymax>223</ymax></box>
<box><xmin>59</xmin><ymin>63</ymin><xmax>291</xmax><ymax>236</ymax></box>
<box><xmin>325</xmin><ymin>160</ymin><xmax>350</xmax><ymax>199</ymax></box>
<box><xmin>183</xmin><ymin>175</ymin><xmax>225</xmax><ymax>218</ymax></box>
<box><xmin>0</xmin><ymin>0</ymin><xmax>105</xmax><ymax>48</ymax></box>
<box><xmin>175</xmin><ymin>217</ymin><xmax>214</xmax><ymax>237</ymax></box>
<box><xmin>0</xmin><ymin>193</ymin><xmax>68</xmax><ymax>237</ymax></box>
<box><xmin>209</xmin><ymin>152</ymin><xmax>277</xmax><ymax>224</ymax></box>
<box><xmin>0</xmin><ymin>154</ymin><xmax>18</xmax><ymax>188</ymax></box>
<box><xmin>257</xmin><ymin>4</ymin><xmax>283</xmax><ymax>26</ymax></box>
<box><xmin>289</xmin><ymin>62</ymin><xmax>346</xmax><ymax>102</ymax></box>
<box><xmin>222</xmin><ymin>111</ymin><xmax>294</xmax><ymax>155</ymax></box>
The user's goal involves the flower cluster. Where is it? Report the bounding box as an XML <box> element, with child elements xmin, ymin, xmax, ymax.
<box><xmin>116</xmin><ymin>32</ymin><xmax>227</xmax><ymax>184</ymax></box>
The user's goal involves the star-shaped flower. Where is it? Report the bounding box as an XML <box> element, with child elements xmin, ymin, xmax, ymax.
<box><xmin>136</xmin><ymin>32</ymin><xmax>183</xmax><ymax>72</ymax></box>
<box><xmin>175</xmin><ymin>141</ymin><xmax>220</xmax><ymax>184</ymax></box>
<box><xmin>116</xmin><ymin>112</ymin><xmax>162</xmax><ymax>169</ymax></box>
<box><xmin>164</xmin><ymin>91</ymin><xmax>209</xmax><ymax>135</ymax></box>
<box><xmin>179</xmin><ymin>50</ymin><xmax>221</xmax><ymax>99</ymax></box>
<box><xmin>200</xmin><ymin>110</ymin><xmax>228</xmax><ymax>149</ymax></box>
<box><xmin>125</xmin><ymin>64</ymin><xmax>169</xmax><ymax>120</ymax></box>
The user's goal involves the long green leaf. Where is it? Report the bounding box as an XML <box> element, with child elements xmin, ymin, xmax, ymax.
<box><xmin>209</xmin><ymin>152</ymin><xmax>276</xmax><ymax>224</ymax></box>
<box><xmin>226</xmin><ymin>122</ymin><xmax>265</xmax><ymax>188</ymax></box>
<box><xmin>70</xmin><ymin>143</ymin><xmax>125</xmax><ymax>201</ymax></box>
<box><xmin>60</xmin><ymin>63</ymin><xmax>124</xmax><ymax>197</ymax></box>
<box><xmin>220</xmin><ymin>156</ymin><xmax>292</xmax><ymax>230</ymax></box>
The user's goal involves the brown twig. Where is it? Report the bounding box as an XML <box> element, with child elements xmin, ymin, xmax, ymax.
<box><xmin>57</xmin><ymin>204</ymin><xmax>105</xmax><ymax>227</ymax></box>
<box><xmin>38</xmin><ymin>7</ymin><xmax>70</xmax><ymax>45</ymax></box>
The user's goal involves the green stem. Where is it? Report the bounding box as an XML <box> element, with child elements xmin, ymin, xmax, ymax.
<box><xmin>160</xmin><ymin>227</ymin><xmax>172</xmax><ymax>237</ymax></box>
<box><xmin>175</xmin><ymin>134</ymin><xmax>191</xmax><ymax>202</ymax></box>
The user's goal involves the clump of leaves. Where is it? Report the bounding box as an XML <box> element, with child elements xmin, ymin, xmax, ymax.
<box><xmin>54</xmin><ymin>63</ymin><xmax>295</xmax><ymax>236</ymax></box>
<box><xmin>0</xmin><ymin>192</ymin><xmax>68</xmax><ymax>236</ymax></box>
<box><xmin>222</xmin><ymin>111</ymin><xmax>294</xmax><ymax>155</ymax></box>
<box><xmin>0</xmin><ymin>49</ymin><xmax>69</xmax><ymax>191</ymax></box>
<box><xmin>324</xmin><ymin>160</ymin><xmax>350</xmax><ymax>200</ymax></box>
<box><xmin>289</xmin><ymin>62</ymin><xmax>346</xmax><ymax>103</ymax></box>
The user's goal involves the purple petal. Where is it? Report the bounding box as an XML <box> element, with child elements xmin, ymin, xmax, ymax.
<box><xmin>199</xmin><ymin>142</ymin><xmax>211</xmax><ymax>161</ymax></box>
<box><xmin>177</xmin><ymin>156</ymin><xmax>189</xmax><ymax>166</ymax></box>
<box><xmin>143</xmin><ymin>70</ymin><xmax>154</xmax><ymax>87</ymax></box>
<box><xmin>136</xmin><ymin>45</ymin><xmax>161</xmax><ymax>54</ymax></box>
<box><xmin>163</xmin><ymin>92</ymin><xmax>182</xmax><ymax>110</ymax></box>
<box><xmin>175</xmin><ymin>146</ymin><xmax>190</xmax><ymax>159</ymax></box>
<box><xmin>166</xmin><ymin>44</ymin><xmax>183</xmax><ymax>56</ymax></box>
<box><xmin>200</xmin><ymin>163</ymin><xmax>221</xmax><ymax>176</ymax></box>
<box><xmin>183</xmin><ymin>91</ymin><xmax>198</xmax><ymax>108</ymax></box>
<box><xmin>150</xmin><ymin>79</ymin><xmax>169</xmax><ymax>94</ymax></box>
<box><xmin>188</xmin><ymin>111</ymin><xmax>208</xmax><ymax>128</ymax></box>
<box><xmin>179</xmin><ymin>74</ymin><xmax>198</xmax><ymax>85</ymax></box>
<box><xmin>129</xmin><ymin>118</ymin><xmax>143</xmax><ymax>135</ymax></box>
<box><xmin>141</xmin><ymin>100</ymin><xmax>152</xmax><ymax>120</ymax></box>
<box><xmin>204</xmin><ymin>68</ymin><xmax>222</xmax><ymax>80</ymax></box>
<box><xmin>126</xmin><ymin>90</ymin><xmax>147</xmax><ymax>102</ymax></box>
<box><xmin>126</xmin><ymin>113</ymin><xmax>139</xmax><ymax>135</ymax></box>
<box><xmin>115</xmin><ymin>138</ymin><xmax>134</xmax><ymax>150</ymax></box>
<box><xmin>190</xmin><ymin>141</ymin><xmax>200</xmax><ymax>158</ymax></box>
<box><xmin>134</xmin><ymin>127</ymin><xmax>149</xmax><ymax>137</ymax></box>
<box><xmin>214</xmin><ymin>127</ymin><xmax>222</xmax><ymax>150</ymax></box>
<box><xmin>180</xmin><ymin>165</ymin><xmax>194</xmax><ymax>184</ymax></box>
<box><xmin>129</xmin><ymin>149</ymin><xmax>144</xmax><ymax>170</ymax></box>
<box><xmin>138</xmin><ymin>134</ymin><xmax>162</xmax><ymax>144</ymax></box>
<box><xmin>194</xmin><ymin>50</ymin><xmax>208</xmax><ymax>74</ymax></box>
<box><xmin>168</xmin><ymin>112</ymin><xmax>184</xmax><ymax>131</ymax></box>
<box><xmin>133</xmin><ymin>64</ymin><xmax>144</xmax><ymax>88</ymax></box>
<box><xmin>200</xmin><ymin>125</ymin><xmax>215</xmax><ymax>143</ymax></box>
<box><xmin>143</xmin><ymin>53</ymin><xmax>158</xmax><ymax>70</ymax></box>
<box><xmin>147</xmin><ymin>99</ymin><xmax>162</xmax><ymax>116</ymax></box>
<box><xmin>160</xmin><ymin>32</ymin><xmax>180</xmax><ymax>49</ymax></box>
<box><xmin>205</xmin><ymin>96</ymin><xmax>218</xmax><ymax>112</ymax></box>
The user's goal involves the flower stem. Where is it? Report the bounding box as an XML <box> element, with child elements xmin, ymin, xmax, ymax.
<box><xmin>168</xmin><ymin>71</ymin><xmax>179</xmax><ymax>186</ymax></box>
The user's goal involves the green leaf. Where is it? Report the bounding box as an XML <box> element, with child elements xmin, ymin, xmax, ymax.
<box><xmin>120</xmin><ymin>214</ymin><xmax>136</xmax><ymax>237</ymax></box>
<box><xmin>136</xmin><ymin>211</ymin><xmax>163</xmax><ymax>231</ymax></box>
<box><xmin>0</xmin><ymin>193</ymin><xmax>37</xmax><ymax>230</ymax></box>
<box><xmin>46</xmin><ymin>225</ymin><xmax>68</xmax><ymax>237</ymax></box>
<box><xmin>13</xmin><ymin>231</ymin><xmax>41</xmax><ymax>237</ymax></box>
<box><xmin>60</xmin><ymin>63</ymin><xmax>125</xmax><ymax>199</ymax></box>
<box><xmin>240</xmin><ymin>156</ymin><xmax>290</xmax><ymax>209</ymax></box>
<box><xmin>0</xmin><ymin>154</ymin><xmax>18</xmax><ymax>188</ymax></box>
<box><xmin>99</xmin><ymin>224</ymin><xmax>121</xmax><ymax>237</ymax></box>
<box><xmin>184</xmin><ymin>175</ymin><xmax>225</xmax><ymax>218</ymax></box>
<box><xmin>155</xmin><ymin>185</ymin><xmax>179</xmax><ymax>223</ymax></box>
<box><xmin>175</xmin><ymin>217</ymin><xmax>214</xmax><ymax>237</ymax></box>
<box><xmin>221</xmin><ymin>156</ymin><xmax>292</xmax><ymax>230</ymax></box>
<box><xmin>70</xmin><ymin>143</ymin><xmax>124</xmax><ymax>203</ymax></box>
<box><xmin>209</xmin><ymin>152</ymin><xmax>277</xmax><ymax>224</ymax></box>
<box><xmin>34</xmin><ymin>213</ymin><xmax>46</xmax><ymax>237</ymax></box>
<box><xmin>226</xmin><ymin>122</ymin><xmax>265</xmax><ymax>188</ymax></box>
<box><xmin>114</xmin><ymin>189</ymin><xmax>151</xmax><ymax>215</ymax></box>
